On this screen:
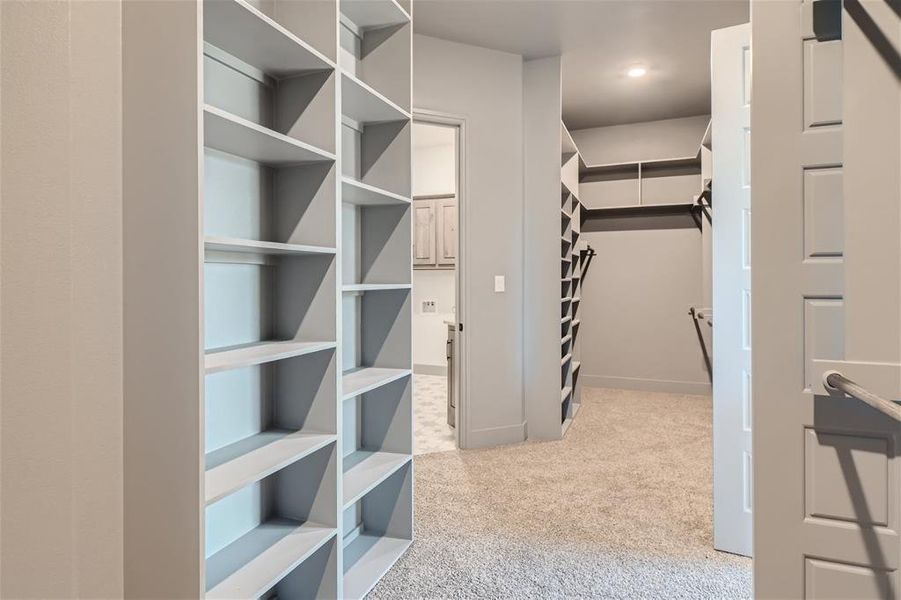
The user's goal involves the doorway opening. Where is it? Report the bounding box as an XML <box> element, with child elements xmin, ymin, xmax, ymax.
<box><xmin>411</xmin><ymin>115</ymin><xmax>463</xmax><ymax>454</ymax></box>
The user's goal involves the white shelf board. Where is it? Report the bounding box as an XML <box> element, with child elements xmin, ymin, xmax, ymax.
<box><xmin>573</xmin><ymin>360</ymin><xmax>581</xmax><ymax>372</ymax></box>
<box><xmin>205</xmin><ymin>236</ymin><xmax>336</xmax><ymax>257</ymax></box>
<box><xmin>342</xmin><ymin>367</ymin><xmax>411</xmax><ymax>400</ymax></box>
<box><xmin>343</xmin><ymin>451</ymin><xmax>411</xmax><ymax>508</ymax></box>
<box><xmin>561</xmin><ymin>353</ymin><xmax>572</xmax><ymax>366</ymax></box>
<box><xmin>205</xmin><ymin>430</ymin><xmax>336</xmax><ymax>505</ymax></box>
<box><xmin>561</xmin><ymin>334</ymin><xmax>572</xmax><ymax>345</ymax></box>
<box><xmin>340</xmin><ymin>0</ymin><xmax>410</xmax><ymax>31</ymax></box>
<box><xmin>562</xmin><ymin>297</ymin><xmax>572</xmax><ymax>303</ymax></box>
<box><xmin>561</xmin><ymin>386</ymin><xmax>573</xmax><ymax>403</ymax></box>
<box><xmin>561</xmin><ymin>121</ymin><xmax>579</xmax><ymax>156</ymax></box>
<box><xmin>561</xmin><ymin>315</ymin><xmax>571</xmax><ymax>324</ymax></box>
<box><xmin>572</xmin><ymin>319</ymin><xmax>581</xmax><ymax>327</ymax></box>
<box><xmin>572</xmin><ymin>296</ymin><xmax>582</xmax><ymax>303</ymax></box>
<box><xmin>204</xmin><ymin>105</ymin><xmax>335</xmax><ymax>166</ymax></box>
<box><xmin>342</xmin><ymin>283</ymin><xmax>412</xmax><ymax>293</ymax></box>
<box><xmin>203</xmin><ymin>0</ymin><xmax>335</xmax><ymax>77</ymax></box>
<box><xmin>342</xmin><ymin>177</ymin><xmax>410</xmax><ymax>206</ymax></box>
<box><xmin>343</xmin><ymin>534</ymin><xmax>412</xmax><ymax>600</ymax></box>
<box><xmin>342</xmin><ymin>71</ymin><xmax>411</xmax><ymax>124</ymax></box>
<box><xmin>205</xmin><ymin>340</ymin><xmax>337</xmax><ymax>374</ymax></box>
<box><xmin>206</xmin><ymin>519</ymin><xmax>336</xmax><ymax>599</ymax></box>
<box><xmin>562</xmin><ymin>417</ymin><xmax>573</xmax><ymax>435</ymax></box>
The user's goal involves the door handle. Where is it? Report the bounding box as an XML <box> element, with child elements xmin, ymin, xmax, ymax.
<box><xmin>823</xmin><ymin>371</ymin><xmax>901</xmax><ymax>422</ymax></box>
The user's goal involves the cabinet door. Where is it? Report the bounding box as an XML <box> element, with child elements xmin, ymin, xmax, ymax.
<box><xmin>412</xmin><ymin>199</ymin><xmax>435</xmax><ymax>266</ymax></box>
<box><xmin>436</xmin><ymin>197</ymin><xmax>457</xmax><ymax>266</ymax></box>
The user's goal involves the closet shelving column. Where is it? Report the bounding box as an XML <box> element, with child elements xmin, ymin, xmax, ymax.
<box><xmin>202</xmin><ymin>0</ymin><xmax>342</xmax><ymax>597</ymax></box>
<box><xmin>337</xmin><ymin>1</ymin><xmax>414</xmax><ymax>598</ymax></box>
<box><xmin>524</xmin><ymin>57</ymin><xmax>584</xmax><ymax>440</ymax></box>
<box><xmin>123</xmin><ymin>0</ymin><xmax>412</xmax><ymax>597</ymax></box>
<box><xmin>561</xmin><ymin>123</ymin><xmax>583</xmax><ymax>433</ymax></box>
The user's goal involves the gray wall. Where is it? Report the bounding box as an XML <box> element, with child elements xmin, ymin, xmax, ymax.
<box><xmin>573</xmin><ymin>114</ymin><xmax>710</xmax><ymax>165</ymax></box>
<box><xmin>580</xmin><ymin>229</ymin><xmax>710</xmax><ymax>394</ymax></box>
<box><xmin>575</xmin><ymin>116</ymin><xmax>711</xmax><ymax>395</ymax></box>
<box><xmin>1</xmin><ymin>1</ymin><xmax>124</xmax><ymax>596</ymax></box>
<box><xmin>413</xmin><ymin>34</ymin><xmax>526</xmax><ymax>447</ymax></box>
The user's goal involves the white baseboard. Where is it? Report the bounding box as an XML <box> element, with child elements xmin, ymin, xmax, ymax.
<box><xmin>413</xmin><ymin>363</ymin><xmax>447</xmax><ymax>376</ymax></box>
<box><xmin>463</xmin><ymin>421</ymin><xmax>526</xmax><ymax>449</ymax></box>
<box><xmin>582</xmin><ymin>374</ymin><xmax>711</xmax><ymax>396</ymax></box>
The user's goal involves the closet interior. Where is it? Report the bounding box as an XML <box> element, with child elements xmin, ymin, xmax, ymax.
<box><xmin>124</xmin><ymin>1</ymin><xmax>413</xmax><ymax>598</ymax></box>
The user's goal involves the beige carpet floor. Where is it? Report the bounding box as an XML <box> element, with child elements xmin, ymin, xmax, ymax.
<box><xmin>369</xmin><ymin>387</ymin><xmax>752</xmax><ymax>599</ymax></box>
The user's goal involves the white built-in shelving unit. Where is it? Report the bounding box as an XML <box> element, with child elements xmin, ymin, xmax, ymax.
<box><xmin>524</xmin><ymin>56</ymin><xmax>585</xmax><ymax>440</ymax></box>
<box><xmin>123</xmin><ymin>0</ymin><xmax>412</xmax><ymax>597</ymax></box>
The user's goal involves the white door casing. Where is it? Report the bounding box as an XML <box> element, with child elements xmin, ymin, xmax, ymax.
<box><xmin>711</xmin><ymin>22</ymin><xmax>753</xmax><ymax>558</ymax></box>
<box><xmin>753</xmin><ymin>1</ymin><xmax>900</xmax><ymax>597</ymax></box>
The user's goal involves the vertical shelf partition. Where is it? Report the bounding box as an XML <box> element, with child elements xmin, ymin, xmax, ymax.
<box><xmin>123</xmin><ymin>1</ymin><xmax>412</xmax><ymax>598</ymax></box>
<box><xmin>524</xmin><ymin>57</ymin><xmax>585</xmax><ymax>440</ymax></box>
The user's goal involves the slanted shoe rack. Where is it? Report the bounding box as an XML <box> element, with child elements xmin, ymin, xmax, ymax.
<box><xmin>123</xmin><ymin>1</ymin><xmax>412</xmax><ymax>598</ymax></box>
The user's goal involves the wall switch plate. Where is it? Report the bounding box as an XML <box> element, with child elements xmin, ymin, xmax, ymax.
<box><xmin>494</xmin><ymin>275</ymin><xmax>505</xmax><ymax>293</ymax></box>
<box><xmin>422</xmin><ymin>300</ymin><xmax>437</xmax><ymax>313</ymax></box>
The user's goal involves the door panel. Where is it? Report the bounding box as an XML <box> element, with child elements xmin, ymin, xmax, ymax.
<box><xmin>711</xmin><ymin>22</ymin><xmax>753</xmax><ymax>557</ymax></box>
<box><xmin>412</xmin><ymin>199</ymin><xmax>435</xmax><ymax>265</ymax></box>
<box><xmin>752</xmin><ymin>0</ymin><xmax>900</xmax><ymax>597</ymax></box>
<box><xmin>437</xmin><ymin>197</ymin><xmax>456</xmax><ymax>266</ymax></box>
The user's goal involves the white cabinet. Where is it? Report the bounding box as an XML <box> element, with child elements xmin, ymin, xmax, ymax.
<box><xmin>413</xmin><ymin>195</ymin><xmax>456</xmax><ymax>268</ymax></box>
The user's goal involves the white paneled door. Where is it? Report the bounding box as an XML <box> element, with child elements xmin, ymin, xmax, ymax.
<box><xmin>711</xmin><ymin>22</ymin><xmax>753</xmax><ymax>559</ymax></box>
<box><xmin>753</xmin><ymin>0</ymin><xmax>900</xmax><ymax>597</ymax></box>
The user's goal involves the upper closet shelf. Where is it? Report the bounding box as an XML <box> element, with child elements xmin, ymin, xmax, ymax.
<box><xmin>342</xmin><ymin>176</ymin><xmax>411</xmax><ymax>206</ymax></box>
<box><xmin>205</xmin><ymin>519</ymin><xmax>336</xmax><ymax>600</ymax></box>
<box><xmin>343</xmin><ymin>451</ymin><xmax>411</xmax><ymax>508</ymax></box>
<box><xmin>342</xmin><ymin>283</ymin><xmax>412</xmax><ymax>293</ymax></box>
<box><xmin>205</xmin><ymin>430</ymin><xmax>337</xmax><ymax>505</ymax></box>
<box><xmin>204</xmin><ymin>105</ymin><xmax>335</xmax><ymax>166</ymax></box>
<box><xmin>342</xmin><ymin>71</ymin><xmax>411</xmax><ymax>125</ymax></box>
<box><xmin>340</xmin><ymin>0</ymin><xmax>410</xmax><ymax>32</ymax></box>
<box><xmin>205</xmin><ymin>236</ymin><xmax>336</xmax><ymax>257</ymax></box>
<box><xmin>205</xmin><ymin>340</ymin><xmax>337</xmax><ymax>374</ymax></box>
<box><xmin>203</xmin><ymin>0</ymin><xmax>335</xmax><ymax>78</ymax></box>
<box><xmin>342</xmin><ymin>367</ymin><xmax>412</xmax><ymax>400</ymax></box>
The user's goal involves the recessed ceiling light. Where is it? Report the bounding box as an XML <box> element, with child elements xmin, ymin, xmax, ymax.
<box><xmin>627</xmin><ymin>65</ymin><xmax>647</xmax><ymax>78</ymax></box>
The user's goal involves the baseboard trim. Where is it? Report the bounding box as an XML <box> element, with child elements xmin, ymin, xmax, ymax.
<box><xmin>464</xmin><ymin>421</ymin><xmax>526</xmax><ymax>449</ymax></box>
<box><xmin>414</xmin><ymin>363</ymin><xmax>447</xmax><ymax>376</ymax></box>
<box><xmin>582</xmin><ymin>374</ymin><xmax>711</xmax><ymax>396</ymax></box>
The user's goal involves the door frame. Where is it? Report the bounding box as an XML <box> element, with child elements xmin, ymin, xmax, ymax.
<box><xmin>412</xmin><ymin>108</ymin><xmax>469</xmax><ymax>449</ymax></box>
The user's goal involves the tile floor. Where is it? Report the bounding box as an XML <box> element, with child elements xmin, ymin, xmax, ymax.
<box><xmin>413</xmin><ymin>374</ymin><xmax>456</xmax><ymax>455</ymax></box>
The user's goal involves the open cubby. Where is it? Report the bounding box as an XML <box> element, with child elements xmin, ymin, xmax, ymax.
<box><xmin>204</xmin><ymin>49</ymin><xmax>336</xmax><ymax>156</ymax></box>
<box><xmin>205</xmin><ymin>443</ymin><xmax>338</xmax><ymax>599</ymax></box>
<box><xmin>204</xmin><ymin>349</ymin><xmax>337</xmax><ymax>504</ymax></box>
<box><xmin>342</xmin><ymin>204</ymin><xmax>411</xmax><ymax>286</ymax></box>
<box><xmin>341</xmin><ymin>120</ymin><xmax>411</xmax><ymax>199</ymax></box>
<box><xmin>203</xmin><ymin>253</ymin><xmax>336</xmax><ymax>361</ymax></box>
<box><xmin>342</xmin><ymin>463</ymin><xmax>413</xmax><ymax>600</ymax></box>
<box><xmin>205</xmin><ymin>149</ymin><xmax>337</xmax><ymax>249</ymax></box>
<box><xmin>339</xmin><ymin>8</ymin><xmax>411</xmax><ymax>113</ymax></box>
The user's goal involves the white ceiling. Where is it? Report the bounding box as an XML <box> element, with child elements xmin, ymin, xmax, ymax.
<box><xmin>412</xmin><ymin>0</ymin><xmax>749</xmax><ymax>130</ymax></box>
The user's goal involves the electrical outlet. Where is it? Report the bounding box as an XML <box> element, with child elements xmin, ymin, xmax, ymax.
<box><xmin>422</xmin><ymin>300</ymin><xmax>437</xmax><ymax>313</ymax></box>
<box><xmin>494</xmin><ymin>275</ymin><xmax>505</xmax><ymax>293</ymax></box>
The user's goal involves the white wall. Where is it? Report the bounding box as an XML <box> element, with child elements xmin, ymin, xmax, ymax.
<box><xmin>412</xmin><ymin>122</ymin><xmax>455</xmax><ymax>373</ymax></box>
<box><xmin>580</xmin><ymin>229</ymin><xmax>710</xmax><ymax>394</ymax></box>
<box><xmin>573</xmin><ymin>114</ymin><xmax>710</xmax><ymax>165</ymax></box>
<box><xmin>1</xmin><ymin>1</ymin><xmax>124</xmax><ymax>596</ymax></box>
<box><xmin>413</xmin><ymin>34</ymin><xmax>525</xmax><ymax>447</ymax></box>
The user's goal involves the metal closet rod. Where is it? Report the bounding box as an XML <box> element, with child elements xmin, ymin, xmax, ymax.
<box><xmin>823</xmin><ymin>371</ymin><xmax>901</xmax><ymax>422</ymax></box>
